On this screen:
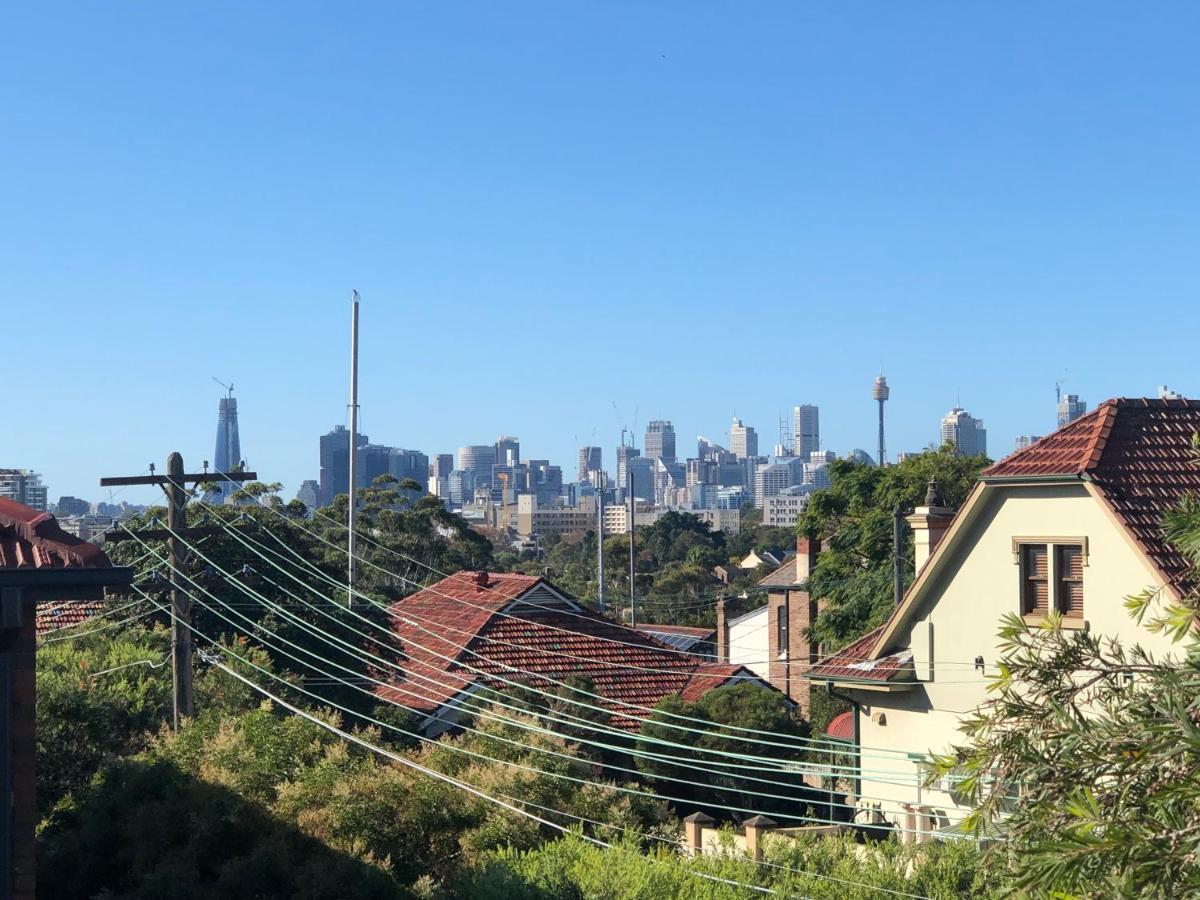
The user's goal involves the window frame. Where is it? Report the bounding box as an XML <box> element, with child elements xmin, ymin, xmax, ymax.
<box><xmin>1012</xmin><ymin>536</ymin><xmax>1089</xmax><ymax>626</ymax></box>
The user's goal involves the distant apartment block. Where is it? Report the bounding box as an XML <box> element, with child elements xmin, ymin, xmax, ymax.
<box><xmin>1014</xmin><ymin>435</ymin><xmax>1043</xmax><ymax>452</ymax></box>
<box><xmin>296</xmin><ymin>480</ymin><xmax>319</xmax><ymax>510</ymax></box>
<box><xmin>940</xmin><ymin>407</ymin><xmax>987</xmax><ymax>457</ymax></box>
<box><xmin>0</xmin><ymin>470</ymin><xmax>47</xmax><ymax>511</ymax></box>
<box><xmin>515</xmin><ymin>494</ymin><xmax>597</xmax><ymax>537</ymax></box>
<box><xmin>763</xmin><ymin>488</ymin><xmax>811</xmax><ymax>528</ymax></box>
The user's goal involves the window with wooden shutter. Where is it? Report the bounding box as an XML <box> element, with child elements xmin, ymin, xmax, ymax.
<box><xmin>1021</xmin><ymin>544</ymin><xmax>1049</xmax><ymax>615</ymax></box>
<box><xmin>1056</xmin><ymin>544</ymin><xmax>1084</xmax><ymax>617</ymax></box>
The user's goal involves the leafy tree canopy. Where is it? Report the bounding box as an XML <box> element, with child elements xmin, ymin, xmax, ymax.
<box><xmin>799</xmin><ymin>447</ymin><xmax>988</xmax><ymax>649</ymax></box>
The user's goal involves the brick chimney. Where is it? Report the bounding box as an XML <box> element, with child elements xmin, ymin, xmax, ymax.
<box><xmin>472</xmin><ymin>570</ymin><xmax>491</xmax><ymax>589</ymax></box>
<box><xmin>715</xmin><ymin>597</ymin><xmax>730</xmax><ymax>663</ymax></box>
<box><xmin>906</xmin><ymin>480</ymin><xmax>954</xmax><ymax>573</ymax></box>
<box><xmin>795</xmin><ymin>536</ymin><xmax>820</xmax><ymax>582</ymax></box>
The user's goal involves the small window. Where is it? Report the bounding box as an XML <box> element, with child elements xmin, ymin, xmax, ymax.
<box><xmin>775</xmin><ymin>607</ymin><xmax>788</xmax><ymax>655</ymax></box>
<box><xmin>1021</xmin><ymin>544</ymin><xmax>1049</xmax><ymax>615</ymax></box>
<box><xmin>1056</xmin><ymin>544</ymin><xmax>1084</xmax><ymax>618</ymax></box>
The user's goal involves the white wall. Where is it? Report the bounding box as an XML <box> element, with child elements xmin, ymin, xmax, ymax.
<box><xmin>729</xmin><ymin>606</ymin><xmax>770</xmax><ymax>680</ymax></box>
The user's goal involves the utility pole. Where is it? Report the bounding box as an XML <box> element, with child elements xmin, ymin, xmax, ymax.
<box><xmin>347</xmin><ymin>290</ymin><xmax>360</xmax><ymax>608</ymax></box>
<box><xmin>596</xmin><ymin>475</ymin><xmax>605</xmax><ymax>614</ymax></box>
<box><xmin>101</xmin><ymin>453</ymin><xmax>256</xmax><ymax>729</ymax></box>
<box><xmin>627</xmin><ymin>465</ymin><xmax>636</xmax><ymax>626</ymax></box>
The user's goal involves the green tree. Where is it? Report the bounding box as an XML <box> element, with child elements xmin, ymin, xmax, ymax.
<box><xmin>800</xmin><ymin>447</ymin><xmax>987</xmax><ymax>648</ymax></box>
<box><xmin>634</xmin><ymin>683</ymin><xmax>813</xmax><ymax>821</ymax></box>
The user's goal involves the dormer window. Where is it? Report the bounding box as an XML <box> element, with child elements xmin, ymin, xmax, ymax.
<box><xmin>1014</xmin><ymin>537</ymin><xmax>1087</xmax><ymax>625</ymax></box>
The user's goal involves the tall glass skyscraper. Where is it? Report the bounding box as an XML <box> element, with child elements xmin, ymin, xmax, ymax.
<box><xmin>213</xmin><ymin>387</ymin><xmax>241</xmax><ymax>503</ymax></box>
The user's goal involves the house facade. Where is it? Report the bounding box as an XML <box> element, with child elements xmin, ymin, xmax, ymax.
<box><xmin>807</xmin><ymin>398</ymin><xmax>1199</xmax><ymax>835</ymax></box>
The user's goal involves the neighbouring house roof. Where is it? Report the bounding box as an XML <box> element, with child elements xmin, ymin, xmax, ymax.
<box><xmin>739</xmin><ymin>550</ymin><xmax>780</xmax><ymax>570</ymax></box>
<box><xmin>0</xmin><ymin>498</ymin><xmax>113</xmax><ymax>571</ymax></box>
<box><xmin>678</xmin><ymin>663</ymin><xmax>761</xmax><ymax>703</ymax></box>
<box><xmin>758</xmin><ymin>556</ymin><xmax>804</xmax><ymax>588</ymax></box>
<box><xmin>379</xmin><ymin>570</ymin><xmax>780</xmax><ymax>730</ymax></box>
<box><xmin>36</xmin><ymin>600</ymin><xmax>105</xmax><ymax>635</ymax></box>
<box><xmin>806</xmin><ymin>625</ymin><xmax>914</xmax><ymax>684</ymax></box>
<box><xmin>984</xmin><ymin>397</ymin><xmax>1200</xmax><ymax>594</ymax></box>
<box><xmin>634</xmin><ymin>623</ymin><xmax>716</xmax><ymax>654</ymax></box>
<box><xmin>0</xmin><ymin>499</ymin><xmax>131</xmax><ymax>631</ymax></box>
<box><xmin>825</xmin><ymin>710</ymin><xmax>854</xmax><ymax>741</ymax></box>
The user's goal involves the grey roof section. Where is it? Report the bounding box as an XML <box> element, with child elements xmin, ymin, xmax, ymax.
<box><xmin>757</xmin><ymin>556</ymin><xmax>807</xmax><ymax>588</ymax></box>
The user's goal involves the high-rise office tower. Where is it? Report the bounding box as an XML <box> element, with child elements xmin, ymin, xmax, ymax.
<box><xmin>296</xmin><ymin>480</ymin><xmax>319</xmax><ymax>510</ymax></box>
<box><xmin>578</xmin><ymin>446</ymin><xmax>602</xmax><ymax>482</ymax></box>
<box><xmin>459</xmin><ymin>445</ymin><xmax>497</xmax><ymax>487</ymax></box>
<box><xmin>1056</xmin><ymin>394</ymin><xmax>1087</xmax><ymax>429</ymax></box>
<box><xmin>320</xmin><ymin>425</ymin><xmax>369</xmax><ymax>506</ymax></box>
<box><xmin>1014</xmin><ymin>435</ymin><xmax>1043</xmax><ymax>452</ymax></box>
<box><xmin>729</xmin><ymin>417</ymin><xmax>758</xmax><ymax>460</ymax></box>
<box><xmin>213</xmin><ymin>386</ymin><xmax>242</xmax><ymax>502</ymax></box>
<box><xmin>0</xmin><ymin>470</ymin><xmax>48</xmax><ymax>511</ymax></box>
<box><xmin>645</xmin><ymin>420</ymin><xmax>676</xmax><ymax>462</ymax></box>
<box><xmin>616</xmin><ymin>444</ymin><xmax>641</xmax><ymax>491</ymax></box>
<box><xmin>793</xmin><ymin>405</ymin><xmax>820</xmax><ymax>457</ymax></box>
<box><xmin>941</xmin><ymin>407</ymin><xmax>987</xmax><ymax>457</ymax></box>
<box><xmin>872</xmin><ymin>375</ymin><xmax>889</xmax><ymax>466</ymax></box>
<box><xmin>494</xmin><ymin>436</ymin><xmax>521</xmax><ymax>467</ymax></box>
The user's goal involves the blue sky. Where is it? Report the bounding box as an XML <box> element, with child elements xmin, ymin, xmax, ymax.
<box><xmin>4</xmin><ymin>4</ymin><xmax>1199</xmax><ymax>505</ymax></box>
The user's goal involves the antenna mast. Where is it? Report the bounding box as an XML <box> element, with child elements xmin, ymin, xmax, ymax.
<box><xmin>347</xmin><ymin>291</ymin><xmax>360</xmax><ymax>607</ymax></box>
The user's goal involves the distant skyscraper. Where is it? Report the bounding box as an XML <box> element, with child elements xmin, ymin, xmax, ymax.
<box><xmin>494</xmin><ymin>436</ymin><xmax>521</xmax><ymax>467</ymax></box>
<box><xmin>1014</xmin><ymin>435</ymin><xmax>1043</xmax><ymax>452</ymax></box>
<box><xmin>616</xmin><ymin>444</ymin><xmax>641</xmax><ymax>490</ymax></box>
<box><xmin>941</xmin><ymin>407</ymin><xmax>987</xmax><ymax>457</ymax></box>
<box><xmin>872</xmin><ymin>375</ymin><xmax>889</xmax><ymax>466</ymax></box>
<box><xmin>793</xmin><ymin>405</ymin><xmax>820</xmax><ymax>457</ymax></box>
<box><xmin>579</xmin><ymin>446</ymin><xmax>602</xmax><ymax>482</ymax></box>
<box><xmin>213</xmin><ymin>386</ymin><xmax>242</xmax><ymax>502</ymax></box>
<box><xmin>1056</xmin><ymin>394</ymin><xmax>1087</xmax><ymax>429</ymax></box>
<box><xmin>729</xmin><ymin>417</ymin><xmax>758</xmax><ymax>460</ymax></box>
<box><xmin>1159</xmin><ymin>385</ymin><xmax>1184</xmax><ymax>400</ymax></box>
<box><xmin>459</xmin><ymin>445</ymin><xmax>497</xmax><ymax>487</ymax></box>
<box><xmin>644</xmin><ymin>420</ymin><xmax>676</xmax><ymax>462</ymax></box>
<box><xmin>320</xmin><ymin>425</ymin><xmax>369</xmax><ymax>506</ymax></box>
<box><xmin>296</xmin><ymin>480</ymin><xmax>319</xmax><ymax>510</ymax></box>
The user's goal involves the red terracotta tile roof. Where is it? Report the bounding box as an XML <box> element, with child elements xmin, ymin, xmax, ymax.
<box><xmin>678</xmin><ymin>663</ymin><xmax>755</xmax><ymax>703</ymax></box>
<box><xmin>35</xmin><ymin>601</ymin><xmax>105</xmax><ymax>635</ymax></box>
<box><xmin>825</xmin><ymin>710</ymin><xmax>854</xmax><ymax>741</ymax></box>
<box><xmin>0</xmin><ymin>499</ymin><xmax>113</xmax><ymax>570</ymax></box>
<box><xmin>806</xmin><ymin>625</ymin><xmax>913</xmax><ymax>683</ymax></box>
<box><xmin>378</xmin><ymin>571</ymin><xmax>773</xmax><ymax>729</ymax></box>
<box><xmin>984</xmin><ymin>398</ymin><xmax>1200</xmax><ymax>592</ymax></box>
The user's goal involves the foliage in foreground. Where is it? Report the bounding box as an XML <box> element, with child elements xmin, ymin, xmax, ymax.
<box><xmin>447</xmin><ymin>830</ymin><xmax>990</xmax><ymax>899</ymax></box>
<box><xmin>38</xmin><ymin>693</ymin><xmax>672</xmax><ymax>897</ymax></box>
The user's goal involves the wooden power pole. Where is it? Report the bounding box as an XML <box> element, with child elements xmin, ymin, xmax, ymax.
<box><xmin>101</xmin><ymin>452</ymin><xmax>256</xmax><ymax>729</ymax></box>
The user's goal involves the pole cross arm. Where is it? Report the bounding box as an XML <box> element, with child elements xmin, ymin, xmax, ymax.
<box><xmin>102</xmin><ymin>525</ymin><xmax>226</xmax><ymax>544</ymax></box>
<box><xmin>100</xmin><ymin>471</ymin><xmax>258</xmax><ymax>487</ymax></box>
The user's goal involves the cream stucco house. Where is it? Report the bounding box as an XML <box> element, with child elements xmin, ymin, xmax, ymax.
<box><xmin>807</xmin><ymin>397</ymin><xmax>1200</xmax><ymax>838</ymax></box>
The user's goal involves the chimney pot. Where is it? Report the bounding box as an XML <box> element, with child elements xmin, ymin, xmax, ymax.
<box><xmin>473</xmin><ymin>570</ymin><xmax>490</xmax><ymax>588</ymax></box>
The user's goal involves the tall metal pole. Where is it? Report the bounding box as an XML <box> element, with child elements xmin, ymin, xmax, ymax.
<box><xmin>347</xmin><ymin>291</ymin><xmax>360</xmax><ymax>607</ymax></box>
<box><xmin>597</xmin><ymin>475</ymin><xmax>605</xmax><ymax>614</ymax></box>
<box><xmin>627</xmin><ymin>464</ymin><xmax>636</xmax><ymax>626</ymax></box>
<box><xmin>166</xmin><ymin>451</ymin><xmax>193</xmax><ymax>729</ymax></box>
